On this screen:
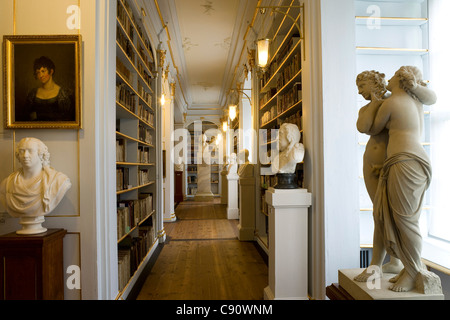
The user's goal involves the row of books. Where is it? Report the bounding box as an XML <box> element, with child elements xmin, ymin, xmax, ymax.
<box><xmin>138</xmin><ymin>146</ymin><xmax>150</xmax><ymax>164</ymax></box>
<box><xmin>119</xmin><ymin>0</ymin><xmax>154</xmax><ymax>61</ymax></box>
<box><xmin>117</xmin><ymin>26</ymin><xmax>135</xmax><ymax>62</ymax></box>
<box><xmin>137</xmin><ymin>104</ymin><xmax>154</xmax><ymax>126</ymax></box>
<box><xmin>261</xmin><ymin>105</ymin><xmax>277</xmax><ymax>126</ymax></box>
<box><xmin>139</xmin><ymin>125</ymin><xmax>153</xmax><ymax>144</ymax></box>
<box><xmin>137</xmin><ymin>61</ymin><xmax>152</xmax><ymax>88</ymax></box>
<box><xmin>117</xmin><ymin>83</ymin><xmax>136</xmax><ymax>113</ymax></box>
<box><xmin>117</xmin><ymin>222</ymin><xmax>156</xmax><ymax>292</ymax></box>
<box><xmin>116</xmin><ymin>139</ymin><xmax>126</xmax><ymax>163</ymax></box>
<box><xmin>138</xmin><ymin>43</ymin><xmax>154</xmax><ymax>74</ymax></box>
<box><xmin>259</xmin><ymin>88</ymin><xmax>277</xmax><ymax>108</ymax></box>
<box><xmin>117</xmin><ymin>0</ymin><xmax>134</xmax><ymax>42</ymax></box>
<box><xmin>259</xmin><ymin>36</ymin><xmax>301</xmax><ymax>90</ymax></box>
<box><xmin>116</xmin><ymin>58</ymin><xmax>132</xmax><ymax>84</ymax></box>
<box><xmin>117</xmin><ymin>167</ymin><xmax>130</xmax><ymax>192</ymax></box>
<box><xmin>137</xmin><ymin>82</ymin><xmax>152</xmax><ymax>106</ymax></box>
<box><xmin>138</xmin><ymin>169</ymin><xmax>150</xmax><ymax>186</ymax></box>
<box><xmin>276</xmin><ymin>82</ymin><xmax>302</xmax><ymax>115</ymax></box>
<box><xmin>276</xmin><ymin>53</ymin><xmax>301</xmax><ymax>91</ymax></box>
<box><xmin>117</xmin><ymin>194</ymin><xmax>154</xmax><ymax>240</ymax></box>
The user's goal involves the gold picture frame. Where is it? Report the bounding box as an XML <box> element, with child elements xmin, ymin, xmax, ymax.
<box><xmin>3</xmin><ymin>35</ymin><xmax>82</xmax><ymax>129</ymax></box>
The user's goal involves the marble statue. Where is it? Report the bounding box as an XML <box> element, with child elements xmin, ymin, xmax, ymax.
<box><xmin>0</xmin><ymin>137</ymin><xmax>71</xmax><ymax>234</ymax></box>
<box><xmin>238</xmin><ymin>149</ymin><xmax>254</xmax><ymax>178</ymax></box>
<box><xmin>354</xmin><ymin>66</ymin><xmax>441</xmax><ymax>294</ymax></box>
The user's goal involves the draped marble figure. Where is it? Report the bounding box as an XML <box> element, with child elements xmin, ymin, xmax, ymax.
<box><xmin>354</xmin><ymin>66</ymin><xmax>441</xmax><ymax>294</ymax></box>
<box><xmin>0</xmin><ymin>137</ymin><xmax>71</xmax><ymax>234</ymax></box>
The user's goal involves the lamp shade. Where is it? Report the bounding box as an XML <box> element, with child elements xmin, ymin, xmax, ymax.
<box><xmin>257</xmin><ymin>39</ymin><xmax>270</xmax><ymax>69</ymax></box>
<box><xmin>161</xmin><ymin>93</ymin><xmax>166</xmax><ymax>106</ymax></box>
<box><xmin>229</xmin><ymin>105</ymin><xmax>237</xmax><ymax>121</ymax></box>
<box><xmin>223</xmin><ymin>121</ymin><xmax>228</xmax><ymax>132</ymax></box>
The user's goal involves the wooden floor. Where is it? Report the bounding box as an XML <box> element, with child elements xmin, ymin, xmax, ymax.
<box><xmin>136</xmin><ymin>199</ymin><xmax>268</xmax><ymax>300</ymax></box>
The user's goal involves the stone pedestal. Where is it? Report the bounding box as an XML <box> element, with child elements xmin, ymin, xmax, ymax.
<box><xmin>336</xmin><ymin>268</ymin><xmax>444</xmax><ymax>300</ymax></box>
<box><xmin>221</xmin><ymin>170</ymin><xmax>228</xmax><ymax>205</ymax></box>
<box><xmin>264</xmin><ymin>188</ymin><xmax>312</xmax><ymax>300</ymax></box>
<box><xmin>227</xmin><ymin>172</ymin><xmax>239</xmax><ymax>220</ymax></box>
<box><xmin>195</xmin><ymin>163</ymin><xmax>214</xmax><ymax>202</ymax></box>
<box><xmin>238</xmin><ymin>176</ymin><xmax>255</xmax><ymax>241</ymax></box>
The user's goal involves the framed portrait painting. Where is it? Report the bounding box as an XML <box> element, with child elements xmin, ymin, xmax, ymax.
<box><xmin>3</xmin><ymin>35</ymin><xmax>81</xmax><ymax>129</ymax></box>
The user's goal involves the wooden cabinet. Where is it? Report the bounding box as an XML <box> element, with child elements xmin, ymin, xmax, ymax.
<box><xmin>0</xmin><ymin>229</ymin><xmax>67</xmax><ymax>300</ymax></box>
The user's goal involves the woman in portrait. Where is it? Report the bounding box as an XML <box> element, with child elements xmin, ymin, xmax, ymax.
<box><xmin>25</xmin><ymin>56</ymin><xmax>74</xmax><ymax>121</ymax></box>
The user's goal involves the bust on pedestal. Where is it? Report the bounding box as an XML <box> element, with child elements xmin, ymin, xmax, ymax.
<box><xmin>264</xmin><ymin>123</ymin><xmax>311</xmax><ymax>300</ymax></box>
<box><xmin>0</xmin><ymin>137</ymin><xmax>71</xmax><ymax>235</ymax></box>
<box><xmin>238</xmin><ymin>149</ymin><xmax>255</xmax><ymax>240</ymax></box>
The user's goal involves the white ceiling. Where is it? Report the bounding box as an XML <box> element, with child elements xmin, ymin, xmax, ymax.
<box><xmin>154</xmin><ymin>0</ymin><xmax>259</xmax><ymax>121</ymax></box>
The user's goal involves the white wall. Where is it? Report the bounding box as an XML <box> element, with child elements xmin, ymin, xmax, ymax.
<box><xmin>0</xmin><ymin>0</ymin><xmax>117</xmax><ymax>299</ymax></box>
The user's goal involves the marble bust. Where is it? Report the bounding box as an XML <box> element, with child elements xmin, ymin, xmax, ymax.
<box><xmin>227</xmin><ymin>153</ymin><xmax>238</xmax><ymax>175</ymax></box>
<box><xmin>0</xmin><ymin>137</ymin><xmax>71</xmax><ymax>234</ymax></box>
<box><xmin>272</xmin><ymin>123</ymin><xmax>304</xmax><ymax>174</ymax></box>
<box><xmin>238</xmin><ymin>149</ymin><xmax>254</xmax><ymax>178</ymax></box>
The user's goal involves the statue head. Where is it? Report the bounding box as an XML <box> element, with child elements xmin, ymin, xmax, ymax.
<box><xmin>390</xmin><ymin>66</ymin><xmax>428</xmax><ymax>101</ymax></box>
<box><xmin>279</xmin><ymin>123</ymin><xmax>301</xmax><ymax>152</ymax></box>
<box><xmin>15</xmin><ymin>137</ymin><xmax>50</xmax><ymax>170</ymax></box>
<box><xmin>356</xmin><ymin>70</ymin><xmax>387</xmax><ymax>100</ymax></box>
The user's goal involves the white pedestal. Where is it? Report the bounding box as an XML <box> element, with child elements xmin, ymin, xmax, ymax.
<box><xmin>227</xmin><ymin>173</ymin><xmax>239</xmax><ymax>220</ymax></box>
<box><xmin>238</xmin><ymin>177</ymin><xmax>255</xmax><ymax>241</ymax></box>
<box><xmin>264</xmin><ymin>187</ymin><xmax>312</xmax><ymax>300</ymax></box>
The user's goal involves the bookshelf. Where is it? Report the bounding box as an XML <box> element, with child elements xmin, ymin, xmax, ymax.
<box><xmin>115</xmin><ymin>0</ymin><xmax>158</xmax><ymax>298</ymax></box>
<box><xmin>256</xmin><ymin>1</ymin><xmax>304</xmax><ymax>253</ymax></box>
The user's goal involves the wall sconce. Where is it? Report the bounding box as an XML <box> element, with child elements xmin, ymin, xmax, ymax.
<box><xmin>161</xmin><ymin>93</ymin><xmax>166</xmax><ymax>106</ymax></box>
<box><xmin>222</xmin><ymin>121</ymin><xmax>228</xmax><ymax>132</ymax></box>
<box><xmin>257</xmin><ymin>38</ymin><xmax>270</xmax><ymax>69</ymax></box>
<box><xmin>229</xmin><ymin>105</ymin><xmax>237</xmax><ymax>121</ymax></box>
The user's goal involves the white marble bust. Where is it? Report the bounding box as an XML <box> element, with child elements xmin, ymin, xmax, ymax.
<box><xmin>0</xmin><ymin>137</ymin><xmax>71</xmax><ymax>234</ymax></box>
<box><xmin>272</xmin><ymin>123</ymin><xmax>305</xmax><ymax>174</ymax></box>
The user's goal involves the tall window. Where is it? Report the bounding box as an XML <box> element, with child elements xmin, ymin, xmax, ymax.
<box><xmin>427</xmin><ymin>0</ymin><xmax>450</xmax><ymax>243</ymax></box>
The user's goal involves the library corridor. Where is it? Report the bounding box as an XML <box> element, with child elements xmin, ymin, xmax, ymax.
<box><xmin>136</xmin><ymin>199</ymin><xmax>268</xmax><ymax>300</ymax></box>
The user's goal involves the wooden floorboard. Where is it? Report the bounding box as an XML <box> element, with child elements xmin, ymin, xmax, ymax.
<box><xmin>136</xmin><ymin>200</ymin><xmax>268</xmax><ymax>300</ymax></box>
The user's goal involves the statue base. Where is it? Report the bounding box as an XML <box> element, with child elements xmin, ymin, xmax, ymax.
<box><xmin>17</xmin><ymin>216</ymin><xmax>47</xmax><ymax>235</ymax></box>
<box><xmin>274</xmin><ymin>173</ymin><xmax>298</xmax><ymax>189</ymax></box>
<box><xmin>335</xmin><ymin>268</ymin><xmax>444</xmax><ymax>300</ymax></box>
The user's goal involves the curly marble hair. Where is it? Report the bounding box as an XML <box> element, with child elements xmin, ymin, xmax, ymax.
<box><xmin>356</xmin><ymin>70</ymin><xmax>387</xmax><ymax>98</ymax></box>
<box><xmin>394</xmin><ymin>66</ymin><xmax>427</xmax><ymax>101</ymax></box>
